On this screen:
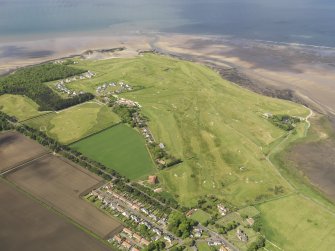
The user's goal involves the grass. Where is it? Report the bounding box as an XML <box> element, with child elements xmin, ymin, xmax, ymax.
<box><xmin>0</xmin><ymin>94</ymin><xmax>48</xmax><ymax>121</ymax></box>
<box><xmin>190</xmin><ymin>209</ymin><xmax>212</xmax><ymax>224</ymax></box>
<box><xmin>66</xmin><ymin>53</ymin><xmax>309</xmax><ymax>207</ymax></box>
<box><xmin>70</xmin><ymin>124</ymin><xmax>155</xmax><ymax>180</ymax></box>
<box><xmin>257</xmin><ymin>194</ymin><xmax>335</xmax><ymax>251</ymax></box>
<box><xmin>197</xmin><ymin>241</ymin><xmax>213</xmax><ymax>251</ymax></box>
<box><xmin>24</xmin><ymin>102</ymin><xmax>120</xmax><ymax>144</ymax></box>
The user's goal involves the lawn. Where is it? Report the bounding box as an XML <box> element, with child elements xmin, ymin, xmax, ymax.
<box><xmin>257</xmin><ymin>194</ymin><xmax>335</xmax><ymax>251</ymax></box>
<box><xmin>66</xmin><ymin>53</ymin><xmax>309</xmax><ymax>207</ymax></box>
<box><xmin>0</xmin><ymin>94</ymin><xmax>48</xmax><ymax>121</ymax></box>
<box><xmin>190</xmin><ymin>209</ymin><xmax>212</xmax><ymax>224</ymax></box>
<box><xmin>70</xmin><ymin>124</ymin><xmax>155</xmax><ymax>179</ymax></box>
<box><xmin>24</xmin><ymin>102</ymin><xmax>120</xmax><ymax>144</ymax></box>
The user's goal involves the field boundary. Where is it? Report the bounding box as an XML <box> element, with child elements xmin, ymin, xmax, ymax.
<box><xmin>68</xmin><ymin>122</ymin><xmax>122</xmax><ymax>146</ymax></box>
<box><xmin>19</xmin><ymin>111</ymin><xmax>54</xmax><ymax>123</ymax></box>
<box><xmin>1</xmin><ymin>152</ymin><xmax>51</xmax><ymax>176</ymax></box>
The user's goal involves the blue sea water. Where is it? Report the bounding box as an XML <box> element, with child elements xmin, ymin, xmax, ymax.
<box><xmin>0</xmin><ymin>0</ymin><xmax>335</xmax><ymax>47</ymax></box>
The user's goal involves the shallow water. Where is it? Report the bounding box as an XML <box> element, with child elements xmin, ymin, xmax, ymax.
<box><xmin>1</xmin><ymin>0</ymin><xmax>335</xmax><ymax>47</ymax></box>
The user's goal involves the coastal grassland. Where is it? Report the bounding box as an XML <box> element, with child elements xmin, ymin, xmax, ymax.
<box><xmin>69</xmin><ymin>53</ymin><xmax>309</xmax><ymax>206</ymax></box>
<box><xmin>70</xmin><ymin>124</ymin><xmax>155</xmax><ymax>179</ymax></box>
<box><xmin>270</xmin><ymin>114</ymin><xmax>335</xmax><ymax>211</ymax></box>
<box><xmin>190</xmin><ymin>209</ymin><xmax>212</xmax><ymax>224</ymax></box>
<box><xmin>257</xmin><ymin>194</ymin><xmax>335</xmax><ymax>251</ymax></box>
<box><xmin>0</xmin><ymin>94</ymin><xmax>48</xmax><ymax>121</ymax></box>
<box><xmin>23</xmin><ymin>102</ymin><xmax>120</xmax><ymax>144</ymax></box>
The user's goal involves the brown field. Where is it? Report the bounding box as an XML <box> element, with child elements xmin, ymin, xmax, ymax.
<box><xmin>0</xmin><ymin>179</ymin><xmax>113</xmax><ymax>251</ymax></box>
<box><xmin>6</xmin><ymin>154</ymin><xmax>122</xmax><ymax>238</ymax></box>
<box><xmin>0</xmin><ymin>131</ymin><xmax>48</xmax><ymax>172</ymax></box>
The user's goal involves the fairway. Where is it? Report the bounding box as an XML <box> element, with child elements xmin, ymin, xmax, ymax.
<box><xmin>68</xmin><ymin>53</ymin><xmax>310</xmax><ymax>206</ymax></box>
<box><xmin>257</xmin><ymin>194</ymin><xmax>335</xmax><ymax>251</ymax></box>
<box><xmin>0</xmin><ymin>94</ymin><xmax>47</xmax><ymax>121</ymax></box>
<box><xmin>71</xmin><ymin>124</ymin><xmax>155</xmax><ymax>179</ymax></box>
<box><xmin>24</xmin><ymin>102</ymin><xmax>120</xmax><ymax>144</ymax></box>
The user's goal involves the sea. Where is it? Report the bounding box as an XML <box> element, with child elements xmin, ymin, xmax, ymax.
<box><xmin>0</xmin><ymin>0</ymin><xmax>335</xmax><ymax>48</ymax></box>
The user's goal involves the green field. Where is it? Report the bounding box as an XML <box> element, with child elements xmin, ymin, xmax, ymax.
<box><xmin>68</xmin><ymin>53</ymin><xmax>309</xmax><ymax>207</ymax></box>
<box><xmin>24</xmin><ymin>102</ymin><xmax>120</xmax><ymax>144</ymax></box>
<box><xmin>190</xmin><ymin>209</ymin><xmax>212</xmax><ymax>224</ymax></box>
<box><xmin>70</xmin><ymin>124</ymin><xmax>155</xmax><ymax>179</ymax></box>
<box><xmin>257</xmin><ymin>194</ymin><xmax>335</xmax><ymax>251</ymax></box>
<box><xmin>0</xmin><ymin>94</ymin><xmax>47</xmax><ymax>121</ymax></box>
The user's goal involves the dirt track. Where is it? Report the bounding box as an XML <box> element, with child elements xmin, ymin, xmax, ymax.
<box><xmin>6</xmin><ymin>154</ymin><xmax>122</xmax><ymax>238</ymax></box>
<box><xmin>0</xmin><ymin>131</ymin><xmax>48</xmax><ymax>172</ymax></box>
<box><xmin>0</xmin><ymin>180</ymin><xmax>113</xmax><ymax>251</ymax></box>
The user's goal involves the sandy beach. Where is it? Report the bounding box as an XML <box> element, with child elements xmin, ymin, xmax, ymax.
<box><xmin>1</xmin><ymin>32</ymin><xmax>334</xmax><ymax>116</ymax></box>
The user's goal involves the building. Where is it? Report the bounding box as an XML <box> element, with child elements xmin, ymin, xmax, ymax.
<box><xmin>133</xmin><ymin>233</ymin><xmax>142</xmax><ymax>242</ymax></box>
<box><xmin>131</xmin><ymin>248</ymin><xmax>140</xmax><ymax>251</ymax></box>
<box><xmin>148</xmin><ymin>175</ymin><xmax>158</xmax><ymax>184</ymax></box>
<box><xmin>217</xmin><ymin>204</ymin><xmax>229</xmax><ymax>216</ymax></box>
<box><xmin>121</xmin><ymin>241</ymin><xmax>132</xmax><ymax>250</ymax></box>
<box><xmin>159</xmin><ymin>143</ymin><xmax>165</xmax><ymax>149</ymax></box>
<box><xmin>113</xmin><ymin>235</ymin><xmax>122</xmax><ymax>244</ymax></box>
<box><xmin>236</xmin><ymin>229</ymin><xmax>248</xmax><ymax>242</ymax></box>
<box><xmin>219</xmin><ymin>246</ymin><xmax>228</xmax><ymax>251</ymax></box>
<box><xmin>246</xmin><ymin>217</ymin><xmax>255</xmax><ymax>226</ymax></box>
<box><xmin>140</xmin><ymin>238</ymin><xmax>150</xmax><ymax>246</ymax></box>
<box><xmin>123</xmin><ymin>228</ymin><xmax>133</xmax><ymax>236</ymax></box>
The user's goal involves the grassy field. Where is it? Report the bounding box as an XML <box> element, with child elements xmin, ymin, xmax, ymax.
<box><xmin>257</xmin><ymin>194</ymin><xmax>335</xmax><ymax>251</ymax></box>
<box><xmin>0</xmin><ymin>94</ymin><xmax>48</xmax><ymax>121</ymax></box>
<box><xmin>190</xmin><ymin>209</ymin><xmax>212</xmax><ymax>224</ymax></box>
<box><xmin>68</xmin><ymin>53</ymin><xmax>309</xmax><ymax>207</ymax></box>
<box><xmin>71</xmin><ymin>124</ymin><xmax>155</xmax><ymax>179</ymax></box>
<box><xmin>24</xmin><ymin>102</ymin><xmax>120</xmax><ymax>144</ymax></box>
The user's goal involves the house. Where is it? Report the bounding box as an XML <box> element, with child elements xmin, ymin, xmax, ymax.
<box><xmin>208</xmin><ymin>240</ymin><xmax>224</xmax><ymax>246</ymax></box>
<box><xmin>131</xmin><ymin>248</ymin><xmax>140</xmax><ymax>251</ymax></box>
<box><xmin>164</xmin><ymin>235</ymin><xmax>172</xmax><ymax>243</ymax></box>
<box><xmin>141</xmin><ymin>208</ymin><xmax>150</xmax><ymax>215</ymax></box>
<box><xmin>121</xmin><ymin>241</ymin><xmax>132</xmax><ymax>250</ymax></box>
<box><xmin>194</xmin><ymin>227</ymin><xmax>203</xmax><ymax>238</ymax></box>
<box><xmin>159</xmin><ymin>143</ymin><xmax>165</xmax><ymax>149</ymax></box>
<box><xmin>152</xmin><ymin>228</ymin><xmax>162</xmax><ymax>236</ymax></box>
<box><xmin>217</xmin><ymin>204</ymin><xmax>229</xmax><ymax>216</ymax></box>
<box><xmin>246</xmin><ymin>217</ymin><xmax>255</xmax><ymax>226</ymax></box>
<box><xmin>219</xmin><ymin>246</ymin><xmax>228</xmax><ymax>251</ymax></box>
<box><xmin>122</xmin><ymin>211</ymin><xmax>130</xmax><ymax>218</ymax></box>
<box><xmin>123</xmin><ymin>228</ymin><xmax>133</xmax><ymax>236</ymax></box>
<box><xmin>236</xmin><ymin>229</ymin><xmax>248</xmax><ymax>242</ymax></box>
<box><xmin>133</xmin><ymin>233</ymin><xmax>142</xmax><ymax>242</ymax></box>
<box><xmin>140</xmin><ymin>238</ymin><xmax>150</xmax><ymax>246</ymax></box>
<box><xmin>113</xmin><ymin>235</ymin><xmax>122</xmax><ymax>244</ymax></box>
<box><xmin>148</xmin><ymin>176</ymin><xmax>158</xmax><ymax>184</ymax></box>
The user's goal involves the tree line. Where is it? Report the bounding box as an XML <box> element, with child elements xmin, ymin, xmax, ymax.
<box><xmin>0</xmin><ymin>63</ymin><xmax>92</xmax><ymax>111</ymax></box>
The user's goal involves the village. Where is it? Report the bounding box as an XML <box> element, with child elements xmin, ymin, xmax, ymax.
<box><xmin>84</xmin><ymin>178</ymin><xmax>248</xmax><ymax>251</ymax></box>
<box><xmin>54</xmin><ymin>71</ymin><xmax>95</xmax><ymax>96</ymax></box>
<box><xmin>96</xmin><ymin>81</ymin><xmax>133</xmax><ymax>96</ymax></box>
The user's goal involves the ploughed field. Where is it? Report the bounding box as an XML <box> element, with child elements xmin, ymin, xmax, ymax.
<box><xmin>0</xmin><ymin>131</ymin><xmax>48</xmax><ymax>172</ymax></box>
<box><xmin>0</xmin><ymin>131</ymin><xmax>121</xmax><ymax>248</ymax></box>
<box><xmin>6</xmin><ymin>154</ymin><xmax>122</xmax><ymax>238</ymax></box>
<box><xmin>24</xmin><ymin>102</ymin><xmax>120</xmax><ymax>144</ymax></box>
<box><xmin>0</xmin><ymin>180</ymin><xmax>112</xmax><ymax>251</ymax></box>
<box><xmin>71</xmin><ymin>124</ymin><xmax>155</xmax><ymax>180</ymax></box>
